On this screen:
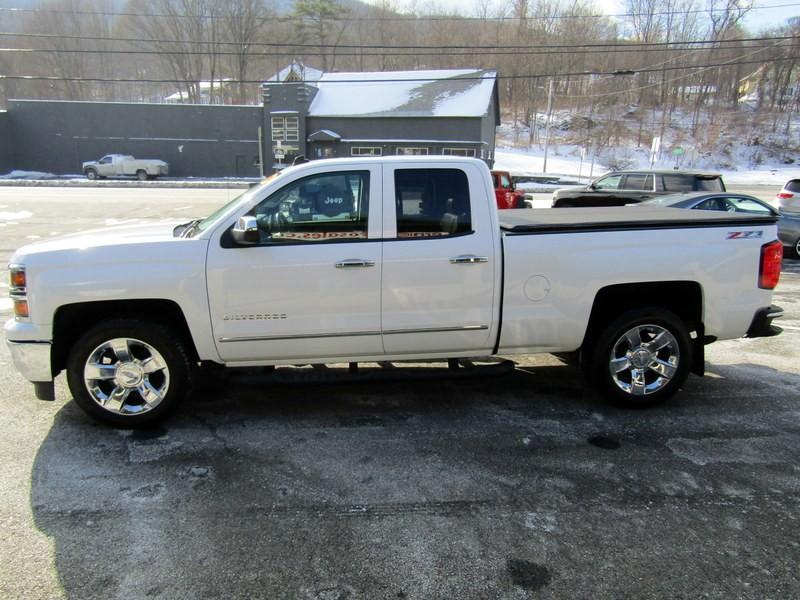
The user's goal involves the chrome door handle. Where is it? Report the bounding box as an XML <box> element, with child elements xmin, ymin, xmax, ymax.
<box><xmin>335</xmin><ymin>259</ymin><xmax>375</xmax><ymax>269</ymax></box>
<box><xmin>450</xmin><ymin>255</ymin><xmax>489</xmax><ymax>264</ymax></box>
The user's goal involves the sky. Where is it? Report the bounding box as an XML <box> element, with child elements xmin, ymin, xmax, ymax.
<box><xmin>359</xmin><ymin>0</ymin><xmax>799</xmax><ymax>33</ymax></box>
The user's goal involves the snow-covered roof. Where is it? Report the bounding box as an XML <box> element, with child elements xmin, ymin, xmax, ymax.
<box><xmin>267</xmin><ymin>62</ymin><xmax>324</xmax><ymax>83</ymax></box>
<box><xmin>307</xmin><ymin>69</ymin><xmax>497</xmax><ymax>118</ymax></box>
<box><xmin>164</xmin><ymin>79</ymin><xmax>232</xmax><ymax>101</ymax></box>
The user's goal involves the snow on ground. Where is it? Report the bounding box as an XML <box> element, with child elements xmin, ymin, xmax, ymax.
<box><xmin>0</xmin><ymin>170</ymin><xmax>59</xmax><ymax>179</ymax></box>
<box><xmin>0</xmin><ymin>210</ymin><xmax>33</xmax><ymax>221</ymax></box>
<box><xmin>495</xmin><ymin>146</ymin><xmax>800</xmax><ymax>188</ymax></box>
<box><xmin>494</xmin><ymin>147</ymin><xmax>600</xmax><ymax>180</ymax></box>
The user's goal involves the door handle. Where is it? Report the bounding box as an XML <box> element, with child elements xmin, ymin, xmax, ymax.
<box><xmin>335</xmin><ymin>259</ymin><xmax>375</xmax><ymax>269</ymax></box>
<box><xmin>450</xmin><ymin>255</ymin><xmax>489</xmax><ymax>264</ymax></box>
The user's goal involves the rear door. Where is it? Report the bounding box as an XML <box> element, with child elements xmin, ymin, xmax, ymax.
<box><xmin>618</xmin><ymin>173</ymin><xmax>655</xmax><ymax>203</ymax></box>
<box><xmin>380</xmin><ymin>162</ymin><xmax>500</xmax><ymax>355</ymax></box>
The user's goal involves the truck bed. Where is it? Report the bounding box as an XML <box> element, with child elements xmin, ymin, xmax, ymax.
<box><xmin>498</xmin><ymin>206</ymin><xmax>777</xmax><ymax>234</ymax></box>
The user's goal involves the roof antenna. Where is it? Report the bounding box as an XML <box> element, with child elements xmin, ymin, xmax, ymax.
<box><xmin>292</xmin><ymin>155</ymin><xmax>310</xmax><ymax>166</ymax></box>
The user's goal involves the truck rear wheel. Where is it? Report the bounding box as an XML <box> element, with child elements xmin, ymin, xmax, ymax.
<box><xmin>586</xmin><ymin>307</ymin><xmax>691</xmax><ymax>407</ymax></box>
<box><xmin>66</xmin><ymin>319</ymin><xmax>193</xmax><ymax>427</ymax></box>
<box><xmin>136</xmin><ymin>169</ymin><xmax>148</xmax><ymax>181</ymax></box>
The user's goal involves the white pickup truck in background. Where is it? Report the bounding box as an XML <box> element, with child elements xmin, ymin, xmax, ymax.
<box><xmin>5</xmin><ymin>157</ymin><xmax>785</xmax><ymax>426</ymax></box>
<box><xmin>82</xmin><ymin>154</ymin><xmax>169</xmax><ymax>180</ymax></box>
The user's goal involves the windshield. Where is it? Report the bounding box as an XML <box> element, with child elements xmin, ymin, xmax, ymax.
<box><xmin>189</xmin><ymin>174</ymin><xmax>282</xmax><ymax>236</ymax></box>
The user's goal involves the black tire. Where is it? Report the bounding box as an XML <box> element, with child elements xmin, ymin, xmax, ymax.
<box><xmin>790</xmin><ymin>239</ymin><xmax>800</xmax><ymax>259</ymax></box>
<box><xmin>136</xmin><ymin>169</ymin><xmax>148</xmax><ymax>181</ymax></box>
<box><xmin>85</xmin><ymin>168</ymin><xmax>98</xmax><ymax>180</ymax></box>
<box><xmin>585</xmin><ymin>307</ymin><xmax>692</xmax><ymax>408</ymax></box>
<box><xmin>66</xmin><ymin>319</ymin><xmax>193</xmax><ymax>427</ymax></box>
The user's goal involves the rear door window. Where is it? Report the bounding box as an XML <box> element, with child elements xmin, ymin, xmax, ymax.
<box><xmin>621</xmin><ymin>174</ymin><xmax>653</xmax><ymax>190</ymax></box>
<box><xmin>693</xmin><ymin>198</ymin><xmax>726</xmax><ymax>211</ymax></box>
<box><xmin>394</xmin><ymin>169</ymin><xmax>472</xmax><ymax>238</ymax></box>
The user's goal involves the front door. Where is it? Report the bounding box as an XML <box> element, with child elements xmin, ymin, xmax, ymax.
<box><xmin>206</xmin><ymin>165</ymin><xmax>383</xmax><ymax>363</ymax></box>
<box><xmin>380</xmin><ymin>163</ymin><xmax>498</xmax><ymax>355</ymax></box>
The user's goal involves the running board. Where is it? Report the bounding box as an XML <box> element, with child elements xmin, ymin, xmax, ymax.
<box><xmin>224</xmin><ymin>358</ymin><xmax>516</xmax><ymax>386</ymax></box>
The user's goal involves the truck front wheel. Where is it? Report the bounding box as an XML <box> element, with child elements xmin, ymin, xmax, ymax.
<box><xmin>136</xmin><ymin>169</ymin><xmax>148</xmax><ymax>181</ymax></box>
<box><xmin>586</xmin><ymin>308</ymin><xmax>691</xmax><ymax>407</ymax></box>
<box><xmin>85</xmin><ymin>168</ymin><xmax>98</xmax><ymax>180</ymax></box>
<box><xmin>66</xmin><ymin>319</ymin><xmax>193</xmax><ymax>427</ymax></box>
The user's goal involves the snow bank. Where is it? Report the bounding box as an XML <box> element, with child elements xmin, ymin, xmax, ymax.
<box><xmin>0</xmin><ymin>170</ymin><xmax>58</xmax><ymax>179</ymax></box>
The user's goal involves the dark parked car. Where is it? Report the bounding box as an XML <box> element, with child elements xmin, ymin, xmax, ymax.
<box><xmin>640</xmin><ymin>192</ymin><xmax>800</xmax><ymax>258</ymax></box>
<box><xmin>552</xmin><ymin>170</ymin><xmax>725</xmax><ymax>208</ymax></box>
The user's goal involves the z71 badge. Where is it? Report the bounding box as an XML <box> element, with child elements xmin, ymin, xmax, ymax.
<box><xmin>726</xmin><ymin>231</ymin><xmax>763</xmax><ymax>240</ymax></box>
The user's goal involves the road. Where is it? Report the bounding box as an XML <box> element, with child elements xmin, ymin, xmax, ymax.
<box><xmin>0</xmin><ymin>186</ymin><xmax>798</xmax><ymax>599</ymax></box>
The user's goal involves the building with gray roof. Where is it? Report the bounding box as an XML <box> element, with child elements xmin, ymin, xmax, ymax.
<box><xmin>262</xmin><ymin>67</ymin><xmax>500</xmax><ymax>173</ymax></box>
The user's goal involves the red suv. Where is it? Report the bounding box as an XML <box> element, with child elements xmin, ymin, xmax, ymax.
<box><xmin>491</xmin><ymin>170</ymin><xmax>526</xmax><ymax>209</ymax></box>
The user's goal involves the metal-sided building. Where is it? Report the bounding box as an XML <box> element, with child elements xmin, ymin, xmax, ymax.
<box><xmin>0</xmin><ymin>66</ymin><xmax>499</xmax><ymax>177</ymax></box>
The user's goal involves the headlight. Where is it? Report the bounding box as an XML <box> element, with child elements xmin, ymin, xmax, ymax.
<box><xmin>9</xmin><ymin>264</ymin><xmax>29</xmax><ymax>319</ymax></box>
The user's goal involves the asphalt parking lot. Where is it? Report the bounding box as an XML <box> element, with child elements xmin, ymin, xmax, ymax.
<box><xmin>0</xmin><ymin>186</ymin><xmax>798</xmax><ymax>599</ymax></box>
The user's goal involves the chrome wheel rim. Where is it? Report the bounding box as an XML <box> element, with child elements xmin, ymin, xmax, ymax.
<box><xmin>83</xmin><ymin>337</ymin><xmax>170</xmax><ymax>415</ymax></box>
<box><xmin>609</xmin><ymin>324</ymin><xmax>679</xmax><ymax>396</ymax></box>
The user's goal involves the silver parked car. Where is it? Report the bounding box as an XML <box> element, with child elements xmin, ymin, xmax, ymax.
<box><xmin>640</xmin><ymin>192</ymin><xmax>800</xmax><ymax>258</ymax></box>
<box><xmin>776</xmin><ymin>179</ymin><xmax>800</xmax><ymax>214</ymax></box>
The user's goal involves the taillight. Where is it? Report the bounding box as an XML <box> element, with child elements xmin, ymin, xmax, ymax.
<box><xmin>759</xmin><ymin>240</ymin><xmax>783</xmax><ymax>289</ymax></box>
<box><xmin>777</xmin><ymin>192</ymin><xmax>794</xmax><ymax>199</ymax></box>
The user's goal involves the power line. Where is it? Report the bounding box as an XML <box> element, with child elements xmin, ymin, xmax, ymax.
<box><xmin>0</xmin><ymin>41</ymin><xmax>793</xmax><ymax>58</ymax></box>
<box><xmin>564</xmin><ymin>42</ymin><xmax>780</xmax><ymax>98</ymax></box>
<box><xmin>2</xmin><ymin>56</ymin><xmax>796</xmax><ymax>85</ymax></box>
<box><xmin>0</xmin><ymin>2</ymin><xmax>798</xmax><ymax>22</ymax></box>
<box><xmin>0</xmin><ymin>30</ymin><xmax>797</xmax><ymax>51</ymax></box>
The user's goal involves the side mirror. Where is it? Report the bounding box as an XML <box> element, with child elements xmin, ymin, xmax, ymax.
<box><xmin>231</xmin><ymin>216</ymin><xmax>260</xmax><ymax>245</ymax></box>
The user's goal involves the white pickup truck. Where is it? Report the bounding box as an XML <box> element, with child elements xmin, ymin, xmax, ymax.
<box><xmin>5</xmin><ymin>157</ymin><xmax>785</xmax><ymax>426</ymax></box>
<box><xmin>82</xmin><ymin>154</ymin><xmax>169</xmax><ymax>180</ymax></box>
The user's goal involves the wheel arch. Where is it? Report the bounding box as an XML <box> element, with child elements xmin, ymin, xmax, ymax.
<box><xmin>582</xmin><ymin>281</ymin><xmax>705</xmax><ymax>376</ymax></box>
<box><xmin>52</xmin><ymin>299</ymin><xmax>199</xmax><ymax>376</ymax></box>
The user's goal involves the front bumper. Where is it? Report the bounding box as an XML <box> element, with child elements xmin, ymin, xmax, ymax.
<box><xmin>6</xmin><ymin>340</ymin><xmax>55</xmax><ymax>400</ymax></box>
<box><xmin>746</xmin><ymin>305</ymin><xmax>784</xmax><ymax>338</ymax></box>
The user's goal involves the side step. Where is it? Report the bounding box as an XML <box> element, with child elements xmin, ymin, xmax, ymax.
<box><xmin>226</xmin><ymin>358</ymin><xmax>516</xmax><ymax>386</ymax></box>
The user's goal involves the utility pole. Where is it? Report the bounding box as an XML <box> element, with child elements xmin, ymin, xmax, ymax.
<box><xmin>542</xmin><ymin>78</ymin><xmax>554</xmax><ymax>174</ymax></box>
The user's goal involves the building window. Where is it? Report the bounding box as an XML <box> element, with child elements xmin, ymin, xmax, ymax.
<box><xmin>271</xmin><ymin>116</ymin><xmax>299</xmax><ymax>142</ymax></box>
<box><xmin>442</xmin><ymin>148</ymin><xmax>477</xmax><ymax>157</ymax></box>
<box><xmin>351</xmin><ymin>147</ymin><xmax>382</xmax><ymax>156</ymax></box>
<box><xmin>396</xmin><ymin>147</ymin><xmax>429</xmax><ymax>156</ymax></box>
